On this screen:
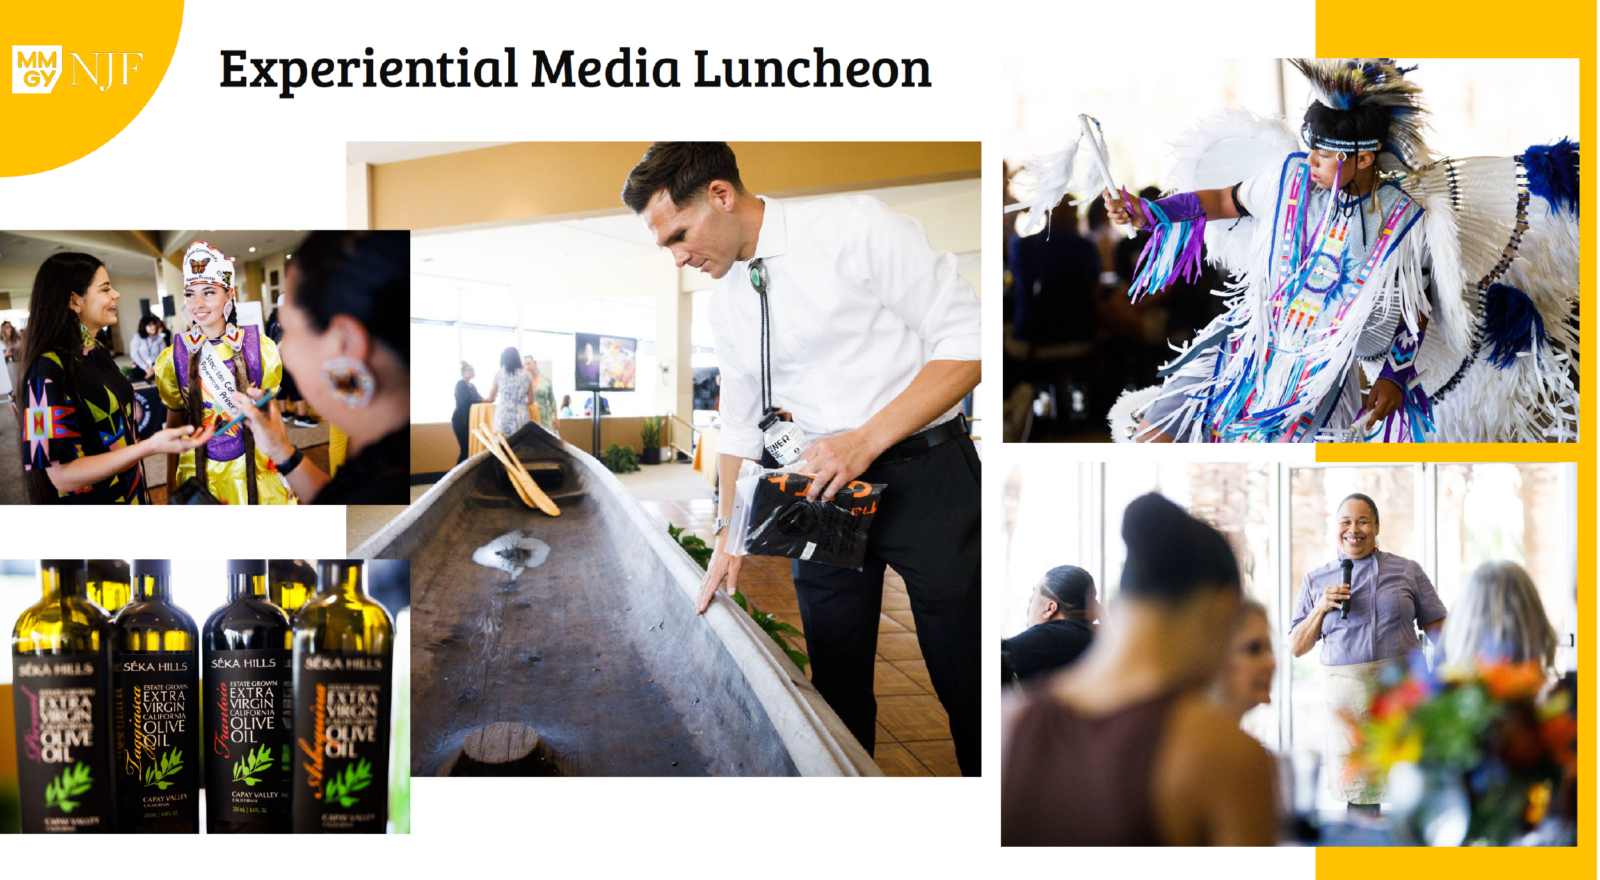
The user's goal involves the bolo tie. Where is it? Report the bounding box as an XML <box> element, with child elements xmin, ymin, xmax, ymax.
<box><xmin>750</xmin><ymin>257</ymin><xmax>775</xmax><ymax>419</ymax></box>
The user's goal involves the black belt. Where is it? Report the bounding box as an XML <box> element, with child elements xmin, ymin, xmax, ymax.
<box><xmin>873</xmin><ymin>414</ymin><xmax>969</xmax><ymax>466</ymax></box>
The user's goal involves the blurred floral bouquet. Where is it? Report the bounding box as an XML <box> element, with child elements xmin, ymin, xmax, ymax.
<box><xmin>1353</xmin><ymin>654</ymin><xmax>1575</xmax><ymax>845</ymax></box>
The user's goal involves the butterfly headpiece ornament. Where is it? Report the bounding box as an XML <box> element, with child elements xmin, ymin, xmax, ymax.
<box><xmin>182</xmin><ymin>240</ymin><xmax>235</xmax><ymax>290</ymax></box>
<box><xmin>1291</xmin><ymin>58</ymin><xmax>1430</xmax><ymax>170</ymax></box>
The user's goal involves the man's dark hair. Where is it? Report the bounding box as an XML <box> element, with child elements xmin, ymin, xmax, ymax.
<box><xmin>621</xmin><ymin>142</ymin><xmax>745</xmax><ymax>213</ymax></box>
<box><xmin>1040</xmin><ymin>565</ymin><xmax>1095</xmax><ymax>612</ymax></box>
<box><xmin>1339</xmin><ymin>492</ymin><xmax>1380</xmax><ymax>525</ymax></box>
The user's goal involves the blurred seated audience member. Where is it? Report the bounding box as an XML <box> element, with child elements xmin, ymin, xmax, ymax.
<box><xmin>1210</xmin><ymin>598</ymin><xmax>1276</xmax><ymax>725</ymax></box>
<box><xmin>1008</xmin><ymin>200</ymin><xmax>1099</xmax><ymax>347</ymax></box>
<box><xmin>559</xmin><ymin>394</ymin><xmax>575</xmax><ymax>418</ymax></box>
<box><xmin>1002</xmin><ymin>493</ymin><xmax>1276</xmax><ymax>846</ymax></box>
<box><xmin>1441</xmin><ymin>561</ymin><xmax>1559</xmax><ymax>681</ymax></box>
<box><xmin>1002</xmin><ymin>565</ymin><xmax>1102</xmax><ymax>685</ymax></box>
<box><xmin>1086</xmin><ymin>196</ymin><xmax>1117</xmax><ymax>277</ymax></box>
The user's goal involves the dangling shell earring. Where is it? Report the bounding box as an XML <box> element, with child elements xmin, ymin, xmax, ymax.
<box><xmin>322</xmin><ymin>356</ymin><xmax>375</xmax><ymax>408</ymax></box>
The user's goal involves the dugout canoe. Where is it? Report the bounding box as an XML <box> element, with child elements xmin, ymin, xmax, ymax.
<box><xmin>354</xmin><ymin>422</ymin><xmax>880</xmax><ymax>777</ymax></box>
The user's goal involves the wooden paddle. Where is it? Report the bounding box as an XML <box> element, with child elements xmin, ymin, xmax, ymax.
<box><xmin>474</xmin><ymin>424</ymin><xmax>561</xmax><ymax>517</ymax></box>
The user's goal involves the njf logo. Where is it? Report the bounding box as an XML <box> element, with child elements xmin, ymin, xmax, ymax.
<box><xmin>12</xmin><ymin>45</ymin><xmax>143</xmax><ymax>94</ymax></box>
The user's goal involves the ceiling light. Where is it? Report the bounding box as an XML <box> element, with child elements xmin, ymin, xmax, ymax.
<box><xmin>249</xmin><ymin>247</ymin><xmax>256</xmax><ymax>252</ymax></box>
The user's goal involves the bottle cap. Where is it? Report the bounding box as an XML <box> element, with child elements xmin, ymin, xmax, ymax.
<box><xmin>41</xmin><ymin>559</ymin><xmax>86</xmax><ymax>572</ymax></box>
<box><xmin>227</xmin><ymin>559</ymin><xmax>267</xmax><ymax>576</ymax></box>
<box><xmin>759</xmin><ymin>411</ymin><xmax>780</xmax><ymax>432</ymax></box>
<box><xmin>86</xmin><ymin>559</ymin><xmax>129</xmax><ymax>580</ymax></box>
<box><xmin>132</xmin><ymin>559</ymin><xmax>171</xmax><ymax>577</ymax></box>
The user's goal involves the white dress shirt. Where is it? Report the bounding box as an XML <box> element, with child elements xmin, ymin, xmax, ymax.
<box><xmin>710</xmin><ymin>195</ymin><xmax>980</xmax><ymax>460</ymax></box>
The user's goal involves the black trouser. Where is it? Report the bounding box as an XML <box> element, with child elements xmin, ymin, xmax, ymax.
<box><xmin>453</xmin><ymin>418</ymin><xmax>471</xmax><ymax>465</ymax></box>
<box><xmin>790</xmin><ymin>433</ymin><xmax>982</xmax><ymax>776</ymax></box>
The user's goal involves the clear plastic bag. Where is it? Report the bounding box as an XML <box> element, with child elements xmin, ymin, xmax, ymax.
<box><xmin>737</xmin><ymin>469</ymin><xmax>886</xmax><ymax>571</ymax></box>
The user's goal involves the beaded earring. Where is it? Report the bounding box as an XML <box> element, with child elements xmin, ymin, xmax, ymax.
<box><xmin>321</xmin><ymin>356</ymin><xmax>375</xmax><ymax>408</ymax></box>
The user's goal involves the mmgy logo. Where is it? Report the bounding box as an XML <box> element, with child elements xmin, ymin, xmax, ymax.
<box><xmin>12</xmin><ymin>45</ymin><xmax>143</xmax><ymax>94</ymax></box>
<box><xmin>13</xmin><ymin>46</ymin><xmax>60</xmax><ymax>93</ymax></box>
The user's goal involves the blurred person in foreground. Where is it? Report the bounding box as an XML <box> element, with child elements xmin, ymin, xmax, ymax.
<box><xmin>235</xmin><ymin>231</ymin><xmax>409</xmax><ymax>504</ymax></box>
<box><xmin>1211</xmin><ymin>598</ymin><xmax>1276</xmax><ymax>724</ymax></box>
<box><xmin>1441</xmin><ymin>560</ymin><xmax>1558</xmax><ymax>685</ymax></box>
<box><xmin>1002</xmin><ymin>565</ymin><xmax>1102</xmax><ymax>685</ymax></box>
<box><xmin>1002</xmin><ymin>493</ymin><xmax>1276</xmax><ymax>846</ymax></box>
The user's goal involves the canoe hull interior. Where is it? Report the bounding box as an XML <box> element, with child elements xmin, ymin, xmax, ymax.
<box><xmin>360</xmin><ymin>423</ymin><xmax>878</xmax><ymax>777</ymax></box>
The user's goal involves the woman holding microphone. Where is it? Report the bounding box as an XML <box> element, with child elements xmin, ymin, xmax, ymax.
<box><xmin>1289</xmin><ymin>493</ymin><xmax>1446</xmax><ymax>815</ymax></box>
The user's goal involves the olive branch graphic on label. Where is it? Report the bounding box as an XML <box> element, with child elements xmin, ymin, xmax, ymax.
<box><xmin>324</xmin><ymin>758</ymin><xmax>373</xmax><ymax>809</ymax></box>
<box><xmin>233</xmin><ymin>744</ymin><xmax>274</xmax><ymax>786</ymax></box>
<box><xmin>143</xmin><ymin>747</ymin><xmax>184</xmax><ymax>790</ymax></box>
<box><xmin>45</xmin><ymin>762</ymin><xmax>93</xmax><ymax>813</ymax></box>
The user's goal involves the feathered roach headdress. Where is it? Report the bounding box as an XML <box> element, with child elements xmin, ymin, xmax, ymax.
<box><xmin>1291</xmin><ymin>58</ymin><xmax>1429</xmax><ymax>169</ymax></box>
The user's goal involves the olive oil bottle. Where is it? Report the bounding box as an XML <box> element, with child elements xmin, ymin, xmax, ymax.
<box><xmin>85</xmin><ymin>559</ymin><xmax>131</xmax><ymax>616</ymax></box>
<box><xmin>292</xmin><ymin>560</ymin><xmax>394</xmax><ymax>833</ymax></box>
<box><xmin>111</xmin><ymin>559</ymin><xmax>199</xmax><ymax>833</ymax></box>
<box><xmin>268</xmin><ymin>559</ymin><xmax>316</xmax><ymax>615</ymax></box>
<box><xmin>202</xmin><ymin>559</ymin><xmax>292</xmax><ymax>833</ymax></box>
<box><xmin>11</xmin><ymin>559</ymin><xmax>117</xmax><ymax>833</ymax></box>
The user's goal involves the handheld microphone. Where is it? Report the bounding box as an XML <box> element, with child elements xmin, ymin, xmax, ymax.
<box><xmin>1339</xmin><ymin>558</ymin><xmax>1353</xmax><ymax>620</ymax></box>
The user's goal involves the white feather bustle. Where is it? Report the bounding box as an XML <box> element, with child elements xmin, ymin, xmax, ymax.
<box><xmin>1107</xmin><ymin>386</ymin><xmax>1164</xmax><ymax>443</ymax></box>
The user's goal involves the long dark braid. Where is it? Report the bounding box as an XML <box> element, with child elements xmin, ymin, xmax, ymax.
<box><xmin>184</xmin><ymin>339</ymin><xmax>261</xmax><ymax>505</ymax></box>
<box><xmin>230</xmin><ymin>350</ymin><xmax>260</xmax><ymax>505</ymax></box>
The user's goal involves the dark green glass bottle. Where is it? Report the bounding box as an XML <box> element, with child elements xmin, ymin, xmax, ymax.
<box><xmin>11</xmin><ymin>559</ymin><xmax>116</xmax><ymax>833</ymax></box>
<box><xmin>111</xmin><ymin>559</ymin><xmax>199</xmax><ymax>833</ymax></box>
<box><xmin>292</xmin><ymin>560</ymin><xmax>394</xmax><ymax>833</ymax></box>
<box><xmin>202</xmin><ymin>559</ymin><xmax>292</xmax><ymax>833</ymax></box>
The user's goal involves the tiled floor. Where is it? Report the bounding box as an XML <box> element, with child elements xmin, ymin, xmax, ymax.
<box><xmin>637</xmin><ymin>479</ymin><xmax>957</xmax><ymax>777</ymax></box>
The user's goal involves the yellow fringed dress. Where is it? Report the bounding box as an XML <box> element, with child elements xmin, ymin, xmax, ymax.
<box><xmin>154</xmin><ymin>324</ymin><xmax>295</xmax><ymax>505</ymax></box>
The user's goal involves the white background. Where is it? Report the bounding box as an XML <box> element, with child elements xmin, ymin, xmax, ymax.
<box><xmin>1</xmin><ymin>0</ymin><xmax>1339</xmax><ymax>872</ymax></box>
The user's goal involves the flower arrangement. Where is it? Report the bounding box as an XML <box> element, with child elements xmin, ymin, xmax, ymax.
<box><xmin>1353</xmin><ymin>654</ymin><xmax>1575</xmax><ymax>845</ymax></box>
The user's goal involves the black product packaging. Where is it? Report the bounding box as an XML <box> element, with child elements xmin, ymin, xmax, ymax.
<box><xmin>744</xmin><ymin>471</ymin><xmax>886</xmax><ymax>570</ymax></box>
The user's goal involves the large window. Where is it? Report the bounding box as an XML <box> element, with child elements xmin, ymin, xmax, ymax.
<box><xmin>1003</xmin><ymin>461</ymin><xmax>1578</xmax><ymax>787</ymax></box>
<box><xmin>409</xmin><ymin>277</ymin><xmax>663</xmax><ymax>422</ymax></box>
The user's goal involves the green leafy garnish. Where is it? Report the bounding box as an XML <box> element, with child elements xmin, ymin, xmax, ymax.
<box><xmin>324</xmin><ymin>758</ymin><xmax>374</xmax><ymax>809</ymax></box>
<box><xmin>44</xmin><ymin>762</ymin><xmax>93</xmax><ymax>813</ymax></box>
<box><xmin>143</xmin><ymin>747</ymin><xmax>184</xmax><ymax>790</ymax></box>
<box><xmin>232</xmin><ymin>743</ymin><xmax>274</xmax><ymax>786</ymax></box>
<box><xmin>668</xmin><ymin>524</ymin><xmax>714</xmax><ymax>568</ymax></box>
